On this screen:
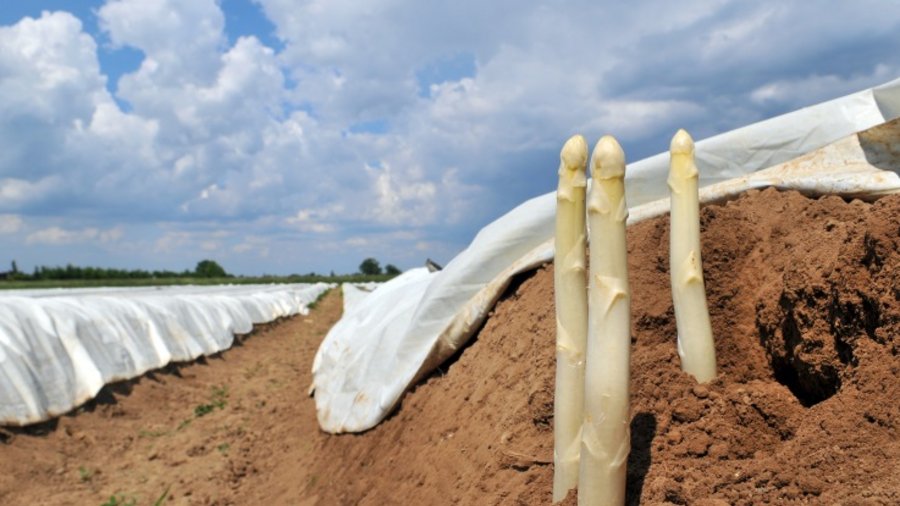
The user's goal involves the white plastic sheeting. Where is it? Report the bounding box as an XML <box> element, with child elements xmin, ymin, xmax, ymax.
<box><xmin>341</xmin><ymin>283</ymin><xmax>382</xmax><ymax>315</ymax></box>
<box><xmin>315</xmin><ymin>78</ymin><xmax>900</xmax><ymax>433</ymax></box>
<box><xmin>0</xmin><ymin>283</ymin><xmax>333</xmax><ymax>426</ymax></box>
<box><xmin>313</xmin><ymin>269</ymin><xmax>434</xmax><ymax>424</ymax></box>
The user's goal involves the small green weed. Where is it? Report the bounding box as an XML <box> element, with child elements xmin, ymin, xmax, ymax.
<box><xmin>194</xmin><ymin>384</ymin><xmax>228</xmax><ymax>417</ymax></box>
<box><xmin>216</xmin><ymin>442</ymin><xmax>230</xmax><ymax>454</ymax></box>
<box><xmin>194</xmin><ymin>403</ymin><xmax>215</xmax><ymax>417</ymax></box>
<box><xmin>210</xmin><ymin>385</ymin><xmax>228</xmax><ymax>408</ymax></box>
<box><xmin>78</xmin><ymin>466</ymin><xmax>94</xmax><ymax>483</ymax></box>
<box><xmin>153</xmin><ymin>485</ymin><xmax>172</xmax><ymax>506</ymax></box>
<box><xmin>307</xmin><ymin>288</ymin><xmax>332</xmax><ymax>310</ymax></box>
<box><xmin>243</xmin><ymin>362</ymin><xmax>265</xmax><ymax>379</ymax></box>
<box><xmin>138</xmin><ymin>428</ymin><xmax>169</xmax><ymax>438</ymax></box>
<box><xmin>100</xmin><ymin>494</ymin><xmax>136</xmax><ymax>506</ymax></box>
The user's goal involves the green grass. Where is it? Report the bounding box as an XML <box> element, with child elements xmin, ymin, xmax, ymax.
<box><xmin>98</xmin><ymin>484</ymin><xmax>169</xmax><ymax>506</ymax></box>
<box><xmin>193</xmin><ymin>404</ymin><xmax>216</xmax><ymax>417</ymax></box>
<box><xmin>153</xmin><ymin>485</ymin><xmax>172</xmax><ymax>506</ymax></box>
<box><xmin>194</xmin><ymin>385</ymin><xmax>228</xmax><ymax>418</ymax></box>
<box><xmin>307</xmin><ymin>287</ymin><xmax>333</xmax><ymax>310</ymax></box>
<box><xmin>137</xmin><ymin>428</ymin><xmax>169</xmax><ymax>439</ymax></box>
<box><xmin>78</xmin><ymin>466</ymin><xmax>94</xmax><ymax>483</ymax></box>
<box><xmin>0</xmin><ymin>273</ymin><xmax>394</xmax><ymax>290</ymax></box>
<box><xmin>100</xmin><ymin>495</ymin><xmax>136</xmax><ymax>506</ymax></box>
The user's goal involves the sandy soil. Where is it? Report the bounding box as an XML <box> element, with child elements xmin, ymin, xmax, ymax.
<box><xmin>2</xmin><ymin>188</ymin><xmax>900</xmax><ymax>505</ymax></box>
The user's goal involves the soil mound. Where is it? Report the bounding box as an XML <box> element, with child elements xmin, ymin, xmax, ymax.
<box><xmin>309</xmin><ymin>188</ymin><xmax>900</xmax><ymax>505</ymax></box>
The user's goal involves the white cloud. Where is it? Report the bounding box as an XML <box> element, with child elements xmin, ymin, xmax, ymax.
<box><xmin>0</xmin><ymin>11</ymin><xmax>106</xmax><ymax>183</ymax></box>
<box><xmin>0</xmin><ymin>214</ymin><xmax>23</xmax><ymax>235</ymax></box>
<box><xmin>98</xmin><ymin>0</ymin><xmax>225</xmax><ymax>83</ymax></box>
<box><xmin>750</xmin><ymin>64</ymin><xmax>900</xmax><ymax>106</ymax></box>
<box><xmin>230</xmin><ymin>234</ymin><xmax>271</xmax><ymax>258</ymax></box>
<box><xmin>26</xmin><ymin>225</ymin><xmax>123</xmax><ymax>245</ymax></box>
<box><xmin>200</xmin><ymin>240</ymin><xmax>220</xmax><ymax>252</ymax></box>
<box><xmin>0</xmin><ymin>177</ymin><xmax>64</xmax><ymax>208</ymax></box>
<box><xmin>152</xmin><ymin>228</ymin><xmax>233</xmax><ymax>256</ymax></box>
<box><xmin>153</xmin><ymin>231</ymin><xmax>192</xmax><ymax>253</ymax></box>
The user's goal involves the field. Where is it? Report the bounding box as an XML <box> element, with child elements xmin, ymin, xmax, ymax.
<box><xmin>1</xmin><ymin>189</ymin><xmax>899</xmax><ymax>505</ymax></box>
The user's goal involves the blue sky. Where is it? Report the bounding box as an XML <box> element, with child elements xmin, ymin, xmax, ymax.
<box><xmin>0</xmin><ymin>1</ymin><xmax>899</xmax><ymax>275</ymax></box>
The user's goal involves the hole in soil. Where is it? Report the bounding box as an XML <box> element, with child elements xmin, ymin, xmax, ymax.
<box><xmin>768</xmin><ymin>357</ymin><xmax>840</xmax><ymax>408</ymax></box>
<box><xmin>759</xmin><ymin>283</ymin><xmax>886</xmax><ymax>407</ymax></box>
<box><xmin>757</xmin><ymin>295</ymin><xmax>842</xmax><ymax>408</ymax></box>
<box><xmin>861</xmin><ymin>296</ymin><xmax>882</xmax><ymax>343</ymax></box>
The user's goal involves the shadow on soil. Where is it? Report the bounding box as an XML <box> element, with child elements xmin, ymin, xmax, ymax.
<box><xmin>626</xmin><ymin>411</ymin><xmax>657</xmax><ymax>506</ymax></box>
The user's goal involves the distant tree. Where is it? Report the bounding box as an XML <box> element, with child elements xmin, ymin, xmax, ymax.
<box><xmin>11</xmin><ymin>260</ymin><xmax>18</xmax><ymax>274</ymax></box>
<box><xmin>359</xmin><ymin>257</ymin><xmax>382</xmax><ymax>276</ymax></box>
<box><xmin>195</xmin><ymin>259</ymin><xmax>228</xmax><ymax>278</ymax></box>
<box><xmin>385</xmin><ymin>264</ymin><xmax>401</xmax><ymax>276</ymax></box>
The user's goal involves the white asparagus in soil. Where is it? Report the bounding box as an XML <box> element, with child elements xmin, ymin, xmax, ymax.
<box><xmin>553</xmin><ymin>134</ymin><xmax>589</xmax><ymax>502</ymax></box>
<box><xmin>579</xmin><ymin>136</ymin><xmax>631</xmax><ymax>506</ymax></box>
<box><xmin>668</xmin><ymin>129</ymin><xmax>717</xmax><ymax>383</ymax></box>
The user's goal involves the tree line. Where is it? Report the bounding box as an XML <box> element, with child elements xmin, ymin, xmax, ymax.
<box><xmin>1</xmin><ymin>259</ymin><xmax>229</xmax><ymax>281</ymax></box>
<box><xmin>358</xmin><ymin>258</ymin><xmax>401</xmax><ymax>276</ymax></box>
<box><xmin>1</xmin><ymin>258</ymin><xmax>403</xmax><ymax>282</ymax></box>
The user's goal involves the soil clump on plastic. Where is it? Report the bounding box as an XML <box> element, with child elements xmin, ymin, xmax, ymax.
<box><xmin>1</xmin><ymin>188</ymin><xmax>899</xmax><ymax>505</ymax></box>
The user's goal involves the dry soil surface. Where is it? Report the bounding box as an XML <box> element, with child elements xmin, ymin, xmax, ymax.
<box><xmin>2</xmin><ymin>188</ymin><xmax>900</xmax><ymax>505</ymax></box>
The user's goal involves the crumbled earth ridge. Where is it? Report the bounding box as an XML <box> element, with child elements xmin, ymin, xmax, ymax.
<box><xmin>1</xmin><ymin>188</ymin><xmax>898</xmax><ymax>505</ymax></box>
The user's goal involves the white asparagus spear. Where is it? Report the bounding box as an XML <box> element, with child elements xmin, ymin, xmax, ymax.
<box><xmin>579</xmin><ymin>135</ymin><xmax>631</xmax><ymax>506</ymax></box>
<box><xmin>553</xmin><ymin>134</ymin><xmax>589</xmax><ymax>502</ymax></box>
<box><xmin>668</xmin><ymin>129</ymin><xmax>717</xmax><ymax>383</ymax></box>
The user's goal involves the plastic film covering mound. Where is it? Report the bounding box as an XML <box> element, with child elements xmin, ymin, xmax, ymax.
<box><xmin>314</xmin><ymin>78</ymin><xmax>900</xmax><ymax>434</ymax></box>
<box><xmin>341</xmin><ymin>283</ymin><xmax>382</xmax><ymax>315</ymax></box>
<box><xmin>0</xmin><ymin>283</ymin><xmax>333</xmax><ymax>426</ymax></box>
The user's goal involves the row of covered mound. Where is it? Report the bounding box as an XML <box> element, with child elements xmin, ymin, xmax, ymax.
<box><xmin>0</xmin><ymin>283</ymin><xmax>333</xmax><ymax>426</ymax></box>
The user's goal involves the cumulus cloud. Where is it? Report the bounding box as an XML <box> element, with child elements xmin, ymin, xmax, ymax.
<box><xmin>1</xmin><ymin>1</ymin><xmax>899</xmax><ymax>274</ymax></box>
<box><xmin>750</xmin><ymin>64</ymin><xmax>900</xmax><ymax>107</ymax></box>
<box><xmin>26</xmin><ymin>225</ymin><xmax>124</xmax><ymax>245</ymax></box>
<box><xmin>98</xmin><ymin>0</ymin><xmax>226</xmax><ymax>83</ymax></box>
<box><xmin>0</xmin><ymin>214</ymin><xmax>23</xmax><ymax>235</ymax></box>
<box><xmin>232</xmin><ymin>235</ymin><xmax>270</xmax><ymax>258</ymax></box>
<box><xmin>0</xmin><ymin>11</ymin><xmax>105</xmax><ymax>212</ymax></box>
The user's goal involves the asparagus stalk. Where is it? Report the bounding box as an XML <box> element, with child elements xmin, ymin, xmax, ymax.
<box><xmin>668</xmin><ymin>129</ymin><xmax>716</xmax><ymax>383</ymax></box>
<box><xmin>579</xmin><ymin>135</ymin><xmax>631</xmax><ymax>506</ymax></box>
<box><xmin>553</xmin><ymin>134</ymin><xmax>589</xmax><ymax>502</ymax></box>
